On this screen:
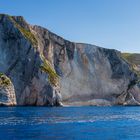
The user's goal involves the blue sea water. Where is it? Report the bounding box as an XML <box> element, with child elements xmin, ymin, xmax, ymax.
<box><xmin>0</xmin><ymin>106</ymin><xmax>140</xmax><ymax>140</ymax></box>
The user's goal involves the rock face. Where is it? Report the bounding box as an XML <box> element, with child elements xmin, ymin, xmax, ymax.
<box><xmin>0</xmin><ymin>73</ymin><xmax>16</xmax><ymax>106</ymax></box>
<box><xmin>0</xmin><ymin>14</ymin><xmax>140</xmax><ymax>106</ymax></box>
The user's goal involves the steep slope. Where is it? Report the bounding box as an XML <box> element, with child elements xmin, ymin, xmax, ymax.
<box><xmin>121</xmin><ymin>53</ymin><xmax>140</xmax><ymax>105</ymax></box>
<box><xmin>0</xmin><ymin>14</ymin><xmax>61</xmax><ymax>106</ymax></box>
<box><xmin>122</xmin><ymin>53</ymin><xmax>140</xmax><ymax>77</ymax></box>
<box><xmin>0</xmin><ymin>14</ymin><xmax>140</xmax><ymax>106</ymax></box>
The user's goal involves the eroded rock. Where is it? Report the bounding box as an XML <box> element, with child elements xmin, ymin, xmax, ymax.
<box><xmin>0</xmin><ymin>14</ymin><xmax>140</xmax><ymax>106</ymax></box>
<box><xmin>0</xmin><ymin>73</ymin><xmax>16</xmax><ymax>106</ymax></box>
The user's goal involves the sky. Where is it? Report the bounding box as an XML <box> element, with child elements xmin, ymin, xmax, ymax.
<box><xmin>0</xmin><ymin>0</ymin><xmax>140</xmax><ymax>53</ymax></box>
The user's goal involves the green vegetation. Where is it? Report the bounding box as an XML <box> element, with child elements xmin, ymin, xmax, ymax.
<box><xmin>0</xmin><ymin>73</ymin><xmax>11</xmax><ymax>86</ymax></box>
<box><xmin>40</xmin><ymin>58</ymin><xmax>59</xmax><ymax>86</ymax></box>
<box><xmin>121</xmin><ymin>53</ymin><xmax>140</xmax><ymax>77</ymax></box>
<box><xmin>17</xmin><ymin>27</ymin><xmax>37</xmax><ymax>45</ymax></box>
<box><xmin>9</xmin><ymin>16</ymin><xmax>37</xmax><ymax>45</ymax></box>
<box><xmin>121</xmin><ymin>53</ymin><xmax>140</xmax><ymax>65</ymax></box>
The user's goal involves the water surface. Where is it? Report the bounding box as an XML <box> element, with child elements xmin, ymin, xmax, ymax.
<box><xmin>0</xmin><ymin>106</ymin><xmax>140</xmax><ymax>140</ymax></box>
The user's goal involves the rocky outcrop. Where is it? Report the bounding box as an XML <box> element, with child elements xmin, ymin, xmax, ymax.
<box><xmin>0</xmin><ymin>14</ymin><xmax>61</xmax><ymax>106</ymax></box>
<box><xmin>0</xmin><ymin>14</ymin><xmax>140</xmax><ymax>106</ymax></box>
<box><xmin>0</xmin><ymin>73</ymin><xmax>16</xmax><ymax>106</ymax></box>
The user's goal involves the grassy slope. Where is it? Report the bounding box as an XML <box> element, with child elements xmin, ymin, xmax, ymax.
<box><xmin>121</xmin><ymin>53</ymin><xmax>140</xmax><ymax>77</ymax></box>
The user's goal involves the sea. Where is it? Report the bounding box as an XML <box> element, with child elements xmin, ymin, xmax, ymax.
<box><xmin>0</xmin><ymin>106</ymin><xmax>140</xmax><ymax>140</ymax></box>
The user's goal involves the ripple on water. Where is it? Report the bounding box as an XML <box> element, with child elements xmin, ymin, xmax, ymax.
<box><xmin>0</xmin><ymin>113</ymin><xmax>140</xmax><ymax>126</ymax></box>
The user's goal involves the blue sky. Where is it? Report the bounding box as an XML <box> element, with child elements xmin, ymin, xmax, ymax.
<box><xmin>0</xmin><ymin>0</ymin><xmax>140</xmax><ymax>52</ymax></box>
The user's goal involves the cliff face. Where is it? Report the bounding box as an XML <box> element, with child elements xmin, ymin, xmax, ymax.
<box><xmin>0</xmin><ymin>14</ymin><xmax>140</xmax><ymax>106</ymax></box>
